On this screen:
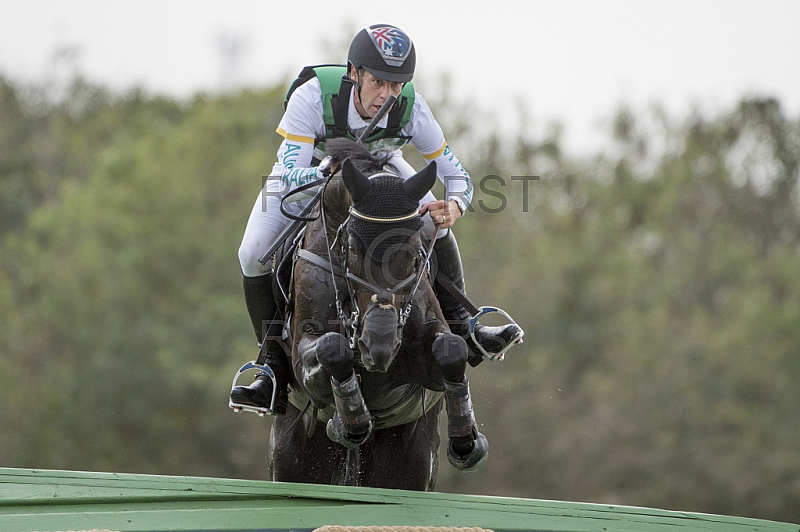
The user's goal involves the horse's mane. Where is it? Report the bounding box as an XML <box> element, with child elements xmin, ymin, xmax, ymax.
<box><xmin>325</xmin><ymin>138</ymin><xmax>397</xmax><ymax>176</ymax></box>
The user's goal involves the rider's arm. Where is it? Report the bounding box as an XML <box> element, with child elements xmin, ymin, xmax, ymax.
<box><xmin>406</xmin><ymin>93</ymin><xmax>474</xmax><ymax>214</ymax></box>
<box><xmin>269</xmin><ymin>79</ymin><xmax>327</xmax><ymax>203</ymax></box>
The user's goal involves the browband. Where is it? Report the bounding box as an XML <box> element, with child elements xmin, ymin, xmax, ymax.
<box><xmin>349</xmin><ymin>206</ymin><xmax>420</xmax><ymax>223</ymax></box>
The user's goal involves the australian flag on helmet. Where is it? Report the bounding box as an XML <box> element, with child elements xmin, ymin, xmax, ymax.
<box><xmin>368</xmin><ymin>25</ymin><xmax>412</xmax><ymax>67</ymax></box>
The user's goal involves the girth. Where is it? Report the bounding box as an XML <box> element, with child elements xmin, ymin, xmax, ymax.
<box><xmin>288</xmin><ymin>383</ymin><xmax>443</xmax><ymax>430</ymax></box>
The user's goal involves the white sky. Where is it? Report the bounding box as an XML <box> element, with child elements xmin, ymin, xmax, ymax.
<box><xmin>1</xmin><ymin>0</ymin><xmax>798</xmax><ymax>155</ymax></box>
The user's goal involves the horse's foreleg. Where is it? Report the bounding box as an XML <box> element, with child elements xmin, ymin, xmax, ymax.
<box><xmin>296</xmin><ymin>330</ymin><xmax>359</xmax><ymax>404</ymax></box>
<box><xmin>432</xmin><ymin>332</ymin><xmax>489</xmax><ymax>472</ymax></box>
<box><xmin>314</xmin><ymin>332</ymin><xmax>355</xmax><ymax>382</ymax></box>
<box><xmin>315</xmin><ymin>332</ymin><xmax>373</xmax><ymax>448</ymax></box>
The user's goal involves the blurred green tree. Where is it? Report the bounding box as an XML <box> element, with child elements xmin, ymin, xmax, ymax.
<box><xmin>0</xmin><ymin>73</ymin><xmax>797</xmax><ymax>523</ymax></box>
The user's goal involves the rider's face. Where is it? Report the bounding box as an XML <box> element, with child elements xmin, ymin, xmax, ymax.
<box><xmin>351</xmin><ymin>68</ymin><xmax>403</xmax><ymax>118</ymax></box>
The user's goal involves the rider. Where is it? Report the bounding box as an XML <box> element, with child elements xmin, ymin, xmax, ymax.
<box><xmin>233</xmin><ymin>24</ymin><xmax>521</xmax><ymax>414</ymax></box>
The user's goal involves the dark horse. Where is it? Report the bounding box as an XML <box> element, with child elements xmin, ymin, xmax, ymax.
<box><xmin>269</xmin><ymin>138</ymin><xmax>488</xmax><ymax>490</ymax></box>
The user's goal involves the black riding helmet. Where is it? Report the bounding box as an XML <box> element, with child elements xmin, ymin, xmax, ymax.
<box><xmin>348</xmin><ymin>24</ymin><xmax>416</xmax><ymax>83</ymax></box>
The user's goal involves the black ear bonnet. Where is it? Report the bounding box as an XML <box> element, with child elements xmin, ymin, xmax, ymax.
<box><xmin>348</xmin><ymin>174</ymin><xmax>423</xmax><ymax>261</ymax></box>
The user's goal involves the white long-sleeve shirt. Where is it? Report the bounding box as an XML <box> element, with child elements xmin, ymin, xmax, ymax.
<box><xmin>270</xmin><ymin>77</ymin><xmax>473</xmax><ymax>213</ymax></box>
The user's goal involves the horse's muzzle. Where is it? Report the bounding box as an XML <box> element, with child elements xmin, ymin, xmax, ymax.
<box><xmin>358</xmin><ymin>305</ymin><xmax>401</xmax><ymax>372</ymax></box>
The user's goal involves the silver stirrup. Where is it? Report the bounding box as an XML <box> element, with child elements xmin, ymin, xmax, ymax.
<box><xmin>229</xmin><ymin>361</ymin><xmax>278</xmax><ymax>417</ymax></box>
<box><xmin>468</xmin><ymin>306</ymin><xmax>525</xmax><ymax>361</ymax></box>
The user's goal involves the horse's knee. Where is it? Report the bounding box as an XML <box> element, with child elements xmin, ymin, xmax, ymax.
<box><xmin>433</xmin><ymin>332</ymin><xmax>468</xmax><ymax>382</ymax></box>
<box><xmin>316</xmin><ymin>332</ymin><xmax>354</xmax><ymax>382</ymax></box>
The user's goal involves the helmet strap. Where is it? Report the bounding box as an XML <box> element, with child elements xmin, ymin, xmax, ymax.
<box><xmin>354</xmin><ymin>68</ymin><xmax>363</xmax><ymax>103</ymax></box>
<box><xmin>349</xmin><ymin>64</ymin><xmax>367</xmax><ymax>117</ymax></box>
<box><xmin>346</xmin><ymin>63</ymin><xmax>360</xmax><ymax>91</ymax></box>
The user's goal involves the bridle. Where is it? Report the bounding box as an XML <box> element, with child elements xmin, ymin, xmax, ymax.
<box><xmin>299</xmin><ymin>172</ymin><xmax>438</xmax><ymax>350</ymax></box>
<box><xmin>328</xmin><ymin>202</ymin><xmax>437</xmax><ymax>350</ymax></box>
<box><xmin>346</xmin><ymin>211</ymin><xmax>436</xmax><ymax>348</ymax></box>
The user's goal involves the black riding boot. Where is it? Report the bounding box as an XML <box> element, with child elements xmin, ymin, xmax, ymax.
<box><xmin>432</xmin><ymin>231</ymin><xmax>522</xmax><ymax>366</ymax></box>
<box><xmin>229</xmin><ymin>273</ymin><xmax>290</xmax><ymax>414</ymax></box>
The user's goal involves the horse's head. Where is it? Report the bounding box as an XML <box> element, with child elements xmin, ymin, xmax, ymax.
<box><xmin>340</xmin><ymin>157</ymin><xmax>437</xmax><ymax>372</ymax></box>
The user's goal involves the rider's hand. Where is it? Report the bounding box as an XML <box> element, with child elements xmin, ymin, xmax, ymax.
<box><xmin>419</xmin><ymin>199</ymin><xmax>461</xmax><ymax>229</ymax></box>
<box><xmin>318</xmin><ymin>156</ymin><xmax>341</xmax><ymax>177</ymax></box>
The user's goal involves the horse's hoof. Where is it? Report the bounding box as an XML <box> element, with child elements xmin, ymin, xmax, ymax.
<box><xmin>447</xmin><ymin>431</ymin><xmax>488</xmax><ymax>472</ymax></box>
<box><xmin>326</xmin><ymin>413</ymin><xmax>372</xmax><ymax>449</ymax></box>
